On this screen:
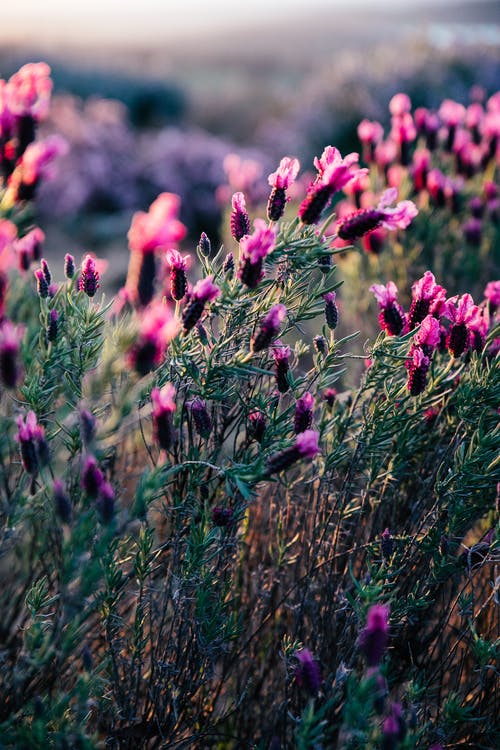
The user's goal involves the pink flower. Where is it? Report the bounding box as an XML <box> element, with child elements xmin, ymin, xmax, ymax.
<box><xmin>182</xmin><ymin>276</ymin><xmax>220</xmax><ymax>333</ymax></box>
<box><xmin>230</xmin><ymin>191</ymin><xmax>251</xmax><ymax>241</ymax></box>
<box><xmin>128</xmin><ymin>301</ymin><xmax>180</xmax><ymax>375</ymax></box>
<box><xmin>357</xmin><ymin>119</ymin><xmax>384</xmax><ymax>145</ymax></box>
<box><xmin>439</xmin><ymin>99</ymin><xmax>466</xmax><ymax>127</ymax></box>
<box><xmin>295</xmin><ymin>429</ymin><xmax>320</xmax><ymax>458</ymax></box>
<box><xmin>374</xmin><ymin>139</ymin><xmax>398</xmax><ymax>170</ymax></box>
<box><xmin>413</xmin><ymin>314</ymin><xmax>441</xmax><ymax>353</ymax></box>
<box><xmin>238</xmin><ymin>219</ymin><xmax>277</xmax><ymax>288</ymax></box>
<box><xmin>484</xmin><ymin>280</ymin><xmax>500</xmax><ymax>309</ymax></box>
<box><xmin>13</xmin><ymin>227</ymin><xmax>45</xmax><ymax>271</ymax></box>
<box><xmin>0</xmin><ymin>320</ymin><xmax>23</xmax><ymax>388</ymax></box>
<box><xmin>251</xmin><ymin>304</ymin><xmax>287</xmax><ymax>352</ymax></box>
<box><xmin>16</xmin><ymin>135</ymin><xmax>68</xmax><ymax>185</ymax></box>
<box><xmin>390</xmin><ymin>112</ymin><xmax>416</xmax><ymax>144</ymax></box>
<box><xmin>79</xmin><ymin>254</ymin><xmax>100</xmax><ymax>297</ymax></box>
<box><xmin>370</xmin><ymin>281</ymin><xmax>406</xmax><ymax>336</ymax></box>
<box><xmin>127</xmin><ymin>193</ymin><xmax>187</xmax><ymax>254</ymax></box>
<box><xmin>389</xmin><ymin>93</ymin><xmax>412</xmax><ymax>116</ymax></box>
<box><xmin>6</xmin><ymin>62</ymin><xmax>52</xmax><ymax>120</ymax></box>
<box><xmin>165</xmin><ymin>249</ymin><xmax>190</xmax><ymax>301</ymax></box>
<box><xmin>444</xmin><ymin>293</ymin><xmax>481</xmax><ymax>357</ymax></box>
<box><xmin>294</xmin><ymin>392</ymin><xmax>315</xmax><ymax>434</ymax></box>
<box><xmin>376</xmin><ymin>188</ymin><xmax>418</xmax><ymax>230</ymax></box>
<box><xmin>299</xmin><ymin>146</ymin><xmax>367</xmax><ymax>225</ymax></box>
<box><xmin>405</xmin><ymin>346</ymin><xmax>431</xmax><ymax>395</ymax></box>
<box><xmin>408</xmin><ymin>271</ymin><xmax>447</xmax><ymax>330</ymax></box>
<box><xmin>268</xmin><ymin>156</ymin><xmax>300</xmax><ymax>189</ymax></box>
<box><xmin>151</xmin><ymin>383</ymin><xmax>176</xmax><ymax>450</ymax></box>
<box><xmin>15</xmin><ymin>410</ymin><xmax>49</xmax><ymax>474</ymax></box>
<box><xmin>0</xmin><ymin>219</ymin><xmax>17</xmax><ymax>274</ymax></box>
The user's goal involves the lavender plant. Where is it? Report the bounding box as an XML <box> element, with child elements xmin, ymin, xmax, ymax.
<box><xmin>0</xmin><ymin>63</ymin><xmax>498</xmax><ymax>750</ymax></box>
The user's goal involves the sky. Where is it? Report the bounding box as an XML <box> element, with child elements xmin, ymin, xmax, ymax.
<box><xmin>2</xmin><ymin>0</ymin><xmax>474</xmax><ymax>46</ymax></box>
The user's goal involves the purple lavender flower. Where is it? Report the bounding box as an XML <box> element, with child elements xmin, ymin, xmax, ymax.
<box><xmin>251</xmin><ymin>304</ymin><xmax>287</xmax><ymax>353</ymax></box>
<box><xmin>189</xmin><ymin>397</ymin><xmax>212</xmax><ymax>439</ymax></box>
<box><xmin>79</xmin><ymin>255</ymin><xmax>99</xmax><ymax>297</ymax></box>
<box><xmin>358</xmin><ymin>603</ymin><xmax>390</xmax><ymax>667</ymax></box>
<box><xmin>64</xmin><ymin>253</ymin><xmax>75</xmax><ymax>279</ymax></box>
<box><xmin>47</xmin><ymin>309</ymin><xmax>59</xmax><ymax>343</ymax></box>
<box><xmin>370</xmin><ymin>282</ymin><xmax>406</xmax><ymax>337</ymax></box>
<box><xmin>0</xmin><ymin>321</ymin><xmax>22</xmax><ymax>388</ymax></box>
<box><xmin>182</xmin><ymin>276</ymin><xmax>220</xmax><ymax>333</ymax></box>
<box><xmin>35</xmin><ymin>268</ymin><xmax>49</xmax><ymax>298</ymax></box>
<box><xmin>166</xmin><ymin>249</ymin><xmax>189</xmax><ymax>302</ymax></box>
<box><xmin>266</xmin><ymin>156</ymin><xmax>300</xmax><ymax>221</ymax></box>
<box><xmin>272</xmin><ymin>343</ymin><xmax>291</xmax><ymax>393</ymax></box>
<box><xmin>294</xmin><ymin>392</ymin><xmax>314</xmax><ymax>434</ymax></box>
<box><xmin>96</xmin><ymin>481</ymin><xmax>115</xmax><ymax>524</ymax></box>
<box><xmin>81</xmin><ymin>455</ymin><xmax>104</xmax><ymax>499</ymax></box>
<box><xmin>294</xmin><ymin>648</ymin><xmax>322</xmax><ymax>695</ymax></box>
<box><xmin>230</xmin><ymin>191</ymin><xmax>251</xmax><ymax>242</ymax></box>
<box><xmin>265</xmin><ymin>429</ymin><xmax>320</xmax><ymax>476</ymax></box>
<box><xmin>15</xmin><ymin>411</ymin><xmax>49</xmax><ymax>475</ymax></box>
<box><xmin>248</xmin><ymin>410</ymin><xmax>266</xmax><ymax>443</ymax></box>
<box><xmin>198</xmin><ymin>232</ymin><xmax>211</xmax><ymax>257</ymax></box>
<box><xmin>151</xmin><ymin>383</ymin><xmax>176</xmax><ymax>450</ymax></box>
<box><xmin>53</xmin><ymin>479</ymin><xmax>72</xmax><ymax>523</ymax></box>
<box><xmin>238</xmin><ymin>219</ymin><xmax>277</xmax><ymax>289</ymax></box>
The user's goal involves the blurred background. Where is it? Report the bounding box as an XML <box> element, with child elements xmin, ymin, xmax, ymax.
<box><xmin>1</xmin><ymin>0</ymin><xmax>500</xmax><ymax>290</ymax></box>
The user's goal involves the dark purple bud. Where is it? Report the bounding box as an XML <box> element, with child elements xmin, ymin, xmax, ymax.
<box><xmin>294</xmin><ymin>648</ymin><xmax>322</xmax><ymax>695</ymax></box>
<box><xmin>136</xmin><ymin>251</ymin><xmax>156</xmax><ymax>307</ymax></box>
<box><xmin>198</xmin><ymin>232</ymin><xmax>211</xmax><ymax>257</ymax></box>
<box><xmin>463</xmin><ymin>217</ymin><xmax>482</xmax><ymax>246</ymax></box>
<box><xmin>267</xmin><ymin>186</ymin><xmax>287</xmax><ymax>222</ymax></box>
<box><xmin>189</xmin><ymin>397</ymin><xmax>212</xmax><ymax>439</ymax></box>
<box><xmin>0</xmin><ymin>321</ymin><xmax>21</xmax><ymax>388</ymax></box>
<box><xmin>96</xmin><ymin>481</ymin><xmax>115</xmax><ymax>524</ymax></box>
<box><xmin>273</xmin><ymin>344</ymin><xmax>291</xmax><ymax>393</ymax></box>
<box><xmin>223</xmin><ymin>252</ymin><xmax>234</xmax><ymax>277</ymax></box>
<box><xmin>196</xmin><ymin>320</ymin><xmax>209</xmax><ymax>346</ymax></box>
<box><xmin>79</xmin><ymin>408</ymin><xmax>96</xmax><ymax>446</ymax></box>
<box><xmin>338</xmin><ymin>208</ymin><xmax>382</xmax><ymax>240</ymax></box>
<box><xmin>324</xmin><ymin>292</ymin><xmax>338</xmax><ymax>330</ymax></box>
<box><xmin>64</xmin><ymin>253</ymin><xmax>75</xmax><ymax>279</ymax></box>
<box><xmin>299</xmin><ymin>183</ymin><xmax>333</xmax><ymax>225</ymax></box>
<box><xmin>40</xmin><ymin>259</ymin><xmax>51</xmax><ymax>285</ymax></box>
<box><xmin>81</xmin><ymin>455</ymin><xmax>104</xmax><ymax>499</ymax></box>
<box><xmin>82</xmin><ymin>644</ymin><xmax>93</xmax><ymax>671</ymax></box>
<box><xmin>373</xmin><ymin>672</ymin><xmax>388</xmax><ymax>715</ymax></box>
<box><xmin>323</xmin><ymin>387</ymin><xmax>337</xmax><ymax>407</ymax></box>
<box><xmin>294</xmin><ymin>392</ymin><xmax>314</xmax><ymax>434</ymax></box>
<box><xmin>358</xmin><ymin>603</ymin><xmax>390</xmax><ymax>667</ymax></box>
<box><xmin>469</xmin><ymin>196</ymin><xmax>484</xmax><ymax>218</ymax></box>
<box><xmin>47</xmin><ymin>309</ymin><xmax>59</xmax><ymax>343</ymax></box>
<box><xmin>211</xmin><ymin>506</ymin><xmax>234</xmax><ymax>527</ymax></box>
<box><xmin>251</xmin><ymin>305</ymin><xmax>287</xmax><ymax>353</ymax></box>
<box><xmin>380</xmin><ymin>305</ymin><xmax>405</xmax><ymax>337</ymax></box>
<box><xmin>265</xmin><ymin>430</ymin><xmax>319</xmax><ymax>476</ymax></box>
<box><xmin>447</xmin><ymin>323</ymin><xmax>469</xmax><ymax>358</ymax></box>
<box><xmin>53</xmin><ymin>479</ymin><xmax>72</xmax><ymax>523</ymax></box>
<box><xmin>318</xmin><ymin>253</ymin><xmax>333</xmax><ymax>274</ymax></box>
<box><xmin>381</xmin><ymin>528</ymin><xmax>393</xmax><ymax>559</ymax></box>
<box><xmin>313</xmin><ymin>335</ymin><xmax>327</xmax><ymax>355</ymax></box>
<box><xmin>35</xmin><ymin>269</ymin><xmax>49</xmax><ymax>298</ymax></box>
<box><xmin>248</xmin><ymin>410</ymin><xmax>266</xmax><ymax>443</ymax></box>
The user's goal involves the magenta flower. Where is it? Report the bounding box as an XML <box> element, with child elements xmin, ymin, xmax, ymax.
<box><xmin>389</xmin><ymin>93</ymin><xmax>412</xmax><ymax>116</ymax></box>
<box><xmin>230</xmin><ymin>191</ymin><xmax>251</xmax><ymax>242</ymax></box>
<box><xmin>407</xmin><ymin>272</ymin><xmax>447</xmax><ymax>330</ymax></box>
<box><xmin>358</xmin><ymin>603</ymin><xmax>390</xmax><ymax>667</ymax></box>
<box><xmin>265</xmin><ymin>429</ymin><xmax>320</xmax><ymax>475</ymax></box>
<box><xmin>81</xmin><ymin>455</ymin><xmax>104</xmax><ymax>498</ymax></box>
<box><xmin>439</xmin><ymin>98</ymin><xmax>466</xmax><ymax>127</ymax></box>
<box><xmin>444</xmin><ymin>293</ymin><xmax>480</xmax><ymax>357</ymax></box>
<box><xmin>128</xmin><ymin>301</ymin><xmax>180</xmax><ymax>375</ymax></box>
<box><xmin>405</xmin><ymin>346</ymin><xmax>431</xmax><ymax>396</ymax></box>
<box><xmin>413</xmin><ymin>314</ymin><xmax>441</xmax><ymax>356</ymax></box>
<box><xmin>338</xmin><ymin>188</ymin><xmax>417</xmax><ymax>241</ymax></box>
<box><xmin>0</xmin><ymin>320</ymin><xmax>23</xmax><ymax>388</ymax></box>
<box><xmin>165</xmin><ymin>249</ymin><xmax>189</xmax><ymax>301</ymax></box>
<box><xmin>128</xmin><ymin>193</ymin><xmax>186</xmax><ymax>254</ymax></box>
<box><xmin>267</xmin><ymin>157</ymin><xmax>300</xmax><ymax>221</ymax></box>
<box><xmin>79</xmin><ymin>254</ymin><xmax>99</xmax><ymax>297</ymax></box>
<box><xmin>272</xmin><ymin>342</ymin><xmax>291</xmax><ymax>393</ymax></box>
<box><xmin>182</xmin><ymin>276</ymin><xmax>220</xmax><ymax>333</ymax></box>
<box><xmin>357</xmin><ymin>119</ymin><xmax>384</xmax><ymax>162</ymax></box>
<box><xmin>151</xmin><ymin>383</ymin><xmax>176</xmax><ymax>450</ymax></box>
<box><xmin>268</xmin><ymin>156</ymin><xmax>300</xmax><ymax>189</ymax></box>
<box><xmin>299</xmin><ymin>146</ymin><xmax>367</xmax><ymax>225</ymax></box>
<box><xmin>34</xmin><ymin>268</ymin><xmax>49</xmax><ymax>298</ymax></box>
<box><xmin>484</xmin><ymin>280</ymin><xmax>500</xmax><ymax>311</ymax></box>
<box><xmin>370</xmin><ymin>282</ymin><xmax>406</xmax><ymax>337</ymax></box>
<box><xmin>6</xmin><ymin>62</ymin><xmax>52</xmax><ymax>121</ymax></box>
<box><xmin>16</xmin><ymin>411</ymin><xmax>49</xmax><ymax>475</ymax></box>
<box><xmin>238</xmin><ymin>219</ymin><xmax>277</xmax><ymax>288</ymax></box>
<box><xmin>294</xmin><ymin>648</ymin><xmax>322</xmax><ymax>695</ymax></box>
<box><xmin>294</xmin><ymin>392</ymin><xmax>314</xmax><ymax>434</ymax></box>
<box><xmin>13</xmin><ymin>227</ymin><xmax>44</xmax><ymax>272</ymax></box>
<box><xmin>7</xmin><ymin>135</ymin><xmax>67</xmax><ymax>202</ymax></box>
<box><xmin>251</xmin><ymin>304</ymin><xmax>287</xmax><ymax>353</ymax></box>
